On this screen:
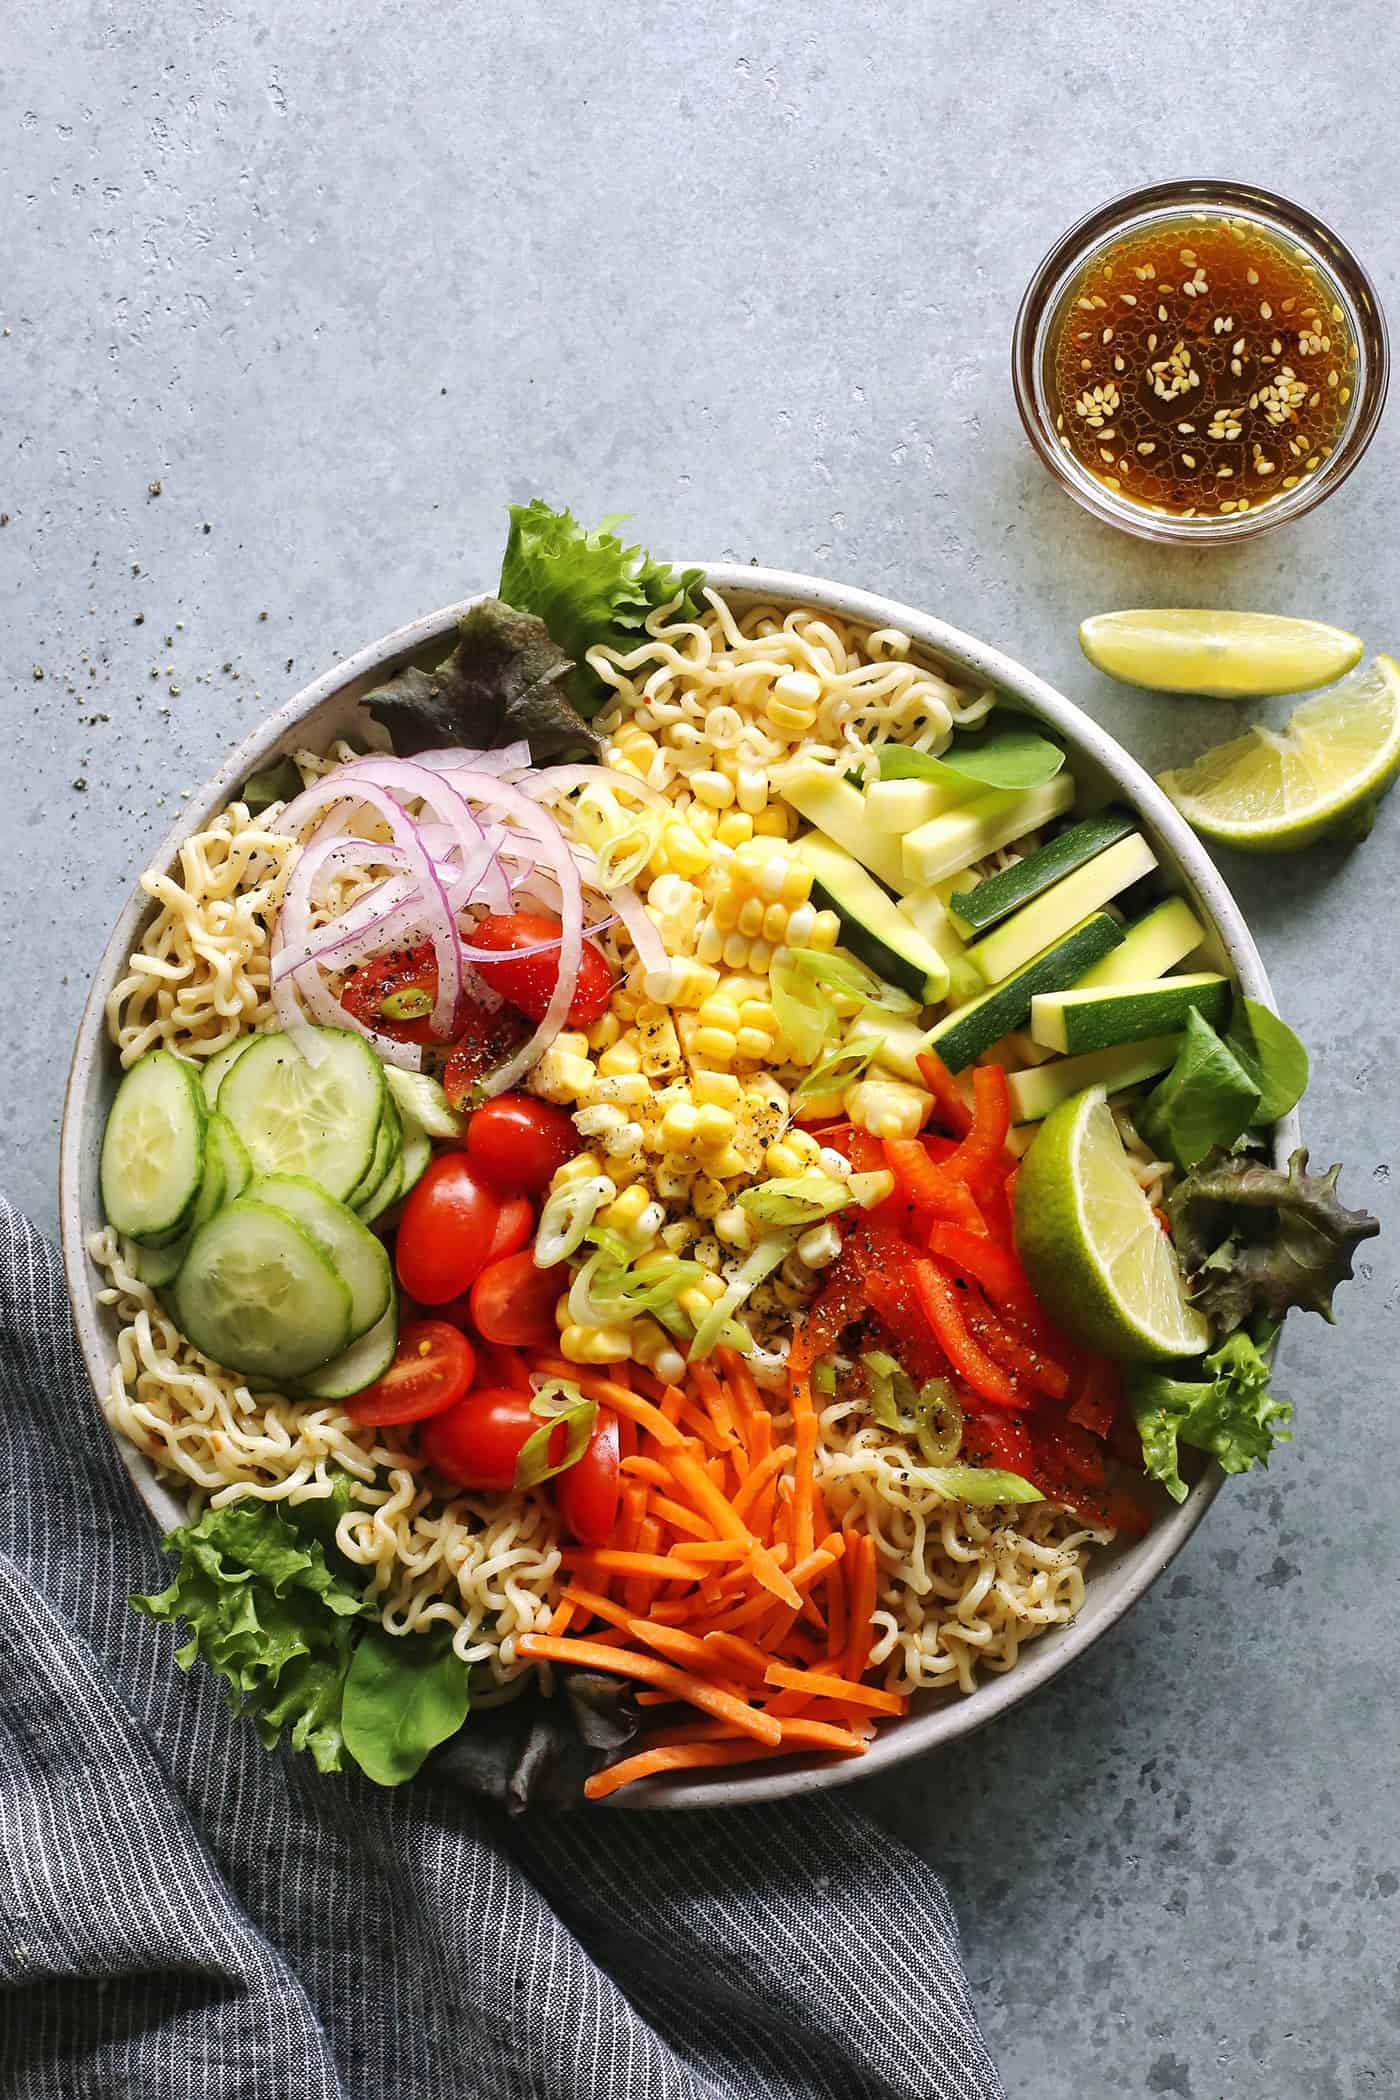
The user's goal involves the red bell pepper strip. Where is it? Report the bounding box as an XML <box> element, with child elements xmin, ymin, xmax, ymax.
<box><xmin>883</xmin><ymin>1139</ymin><xmax>986</xmax><ymax>1233</ymax></box>
<box><xmin>962</xmin><ymin>1283</ymin><xmax>1070</xmax><ymax>1401</ymax></box>
<box><xmin>916</xmin><ymin>1049</ymin><xmax>974</xmax><ymax>1137</ymax></box>
<box><xmin>1066</xmin><ymin>1353</ymin><xmax>1122</xmax><ymax>1439</ymax></box>
<box><xmin>911</xmin><ymin>1260</ymin><xmax>1024</xmax><ymax>1411</ymax></box>
<box><xmin>960</xmin><ymin>1410</ymin><xmax>1035</xmax><ymax>1478</ymax></box>
<box><xmin>925</xmin><ymin>1222</ymin><xmax>1039</xmax><ymax>1319</ymax></box>
<box><xmin>942</xmin><ymin>1065</ymin><xmax>1013</xmax><ymax>1189</ymax></box>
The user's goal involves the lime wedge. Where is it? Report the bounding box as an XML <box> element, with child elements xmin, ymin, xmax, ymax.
<box><xmin>1013</xmin><ymin>1084</ymin><xmax>1209</xmax><ymax>1364</ymax></box>
<box><xmin>1157</xmin><ymin>656</ymin><xmax>1400</xmax><ymax>852</ymax></box>
<box><xmin>1079</xmin><ymin>609</ymin><xmax>1363</xmax><ymax>699</ymax></box>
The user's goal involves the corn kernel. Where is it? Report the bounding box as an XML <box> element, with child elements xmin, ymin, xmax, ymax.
<box><xmin>555</xmin><ymin>1292</ymin><xmax>571</xmax><ymax>1331</ymax></box>
<box><xmin>734</xmin><ymin>1026</ymin><xmax>772</xmax><ymax>1061</ymax></box>
<box><xmin>692</xmin><ymin>1026</ymin><xmax>736</xmax><ymax>1066</ymax></box>
<box><xmin>773</xmin><ymin>1277</ymin><xmax>809</xmax><ymax>1310</ymax></box>
<box><xmin>586</xmin><ymin>1011</ymin><xmax>622</xmax><ymax>1051</ymax></box>
<box><xmin>696</xmin><ymin>995</ymin><xmax>741</xmax><ymax>1031</ymax></box>
<box><xmin>597</xmin><ymin>1037</ymin><xmax>643</xmax><ymax>1077</ymax></box>
<box><xmin>663</xmin><ymin>823</ymin><xmax>709</xmax><ymax>877</ymax></box>
<box><xmin>590</xmin><ymin>1073</ymin><xmax>651</xmax><ymax>1106</ymax></box>
<box><xmin>613</xmin><ymin>729</ymin><xmax>659</xmax><ymax>767</ymax></box>
<box><xmin>716</xmin><ymin>812</ymin><xmax>753</xmax><ymax>847</ymax></box>
<box><xmin>765</xmin><ymin>1139</ymin><xmax>807</xmax><ymax>1179</ymax></box>
<box><xmin>692</xmin><ymin>1237</ymin><xmax>725</xmax><ymax>1273</ymax></box>
<box><xmin>711</xmin><ymin>890</ymin><xmax>740</xmax><ymax>933</ymax></box>
<box><xmin>531</xmin><ymin>1033</ymin><xmax>595</xmax><ymax>1104</ymax></box>
<box><xmin>737</xmin><ymin>896</ymin><xmax>766</xmax><ymax>939</ymax></box>
<box><xmin>761</xmin><ymin>901</ymin><xmax>789</xmax><ymax>944</ymax></box>
<box><xmin>654</xmin><ymin>1158</ymin><xmax>695</xmax><ymax>1203</ymax></box>
<box><xmin>660</xmin><ymin>1218</ymin><xmax>696</xmax><ymax>1253</ymax></box>
<box><xmin>720</xmin><ymin>934</ymin><xmax>749</xmax><ymax>971</ymax></box>
<box><xmin>690</xmin><ymin>1175</ymin><xmax>728</xmax><ymax>1220</ymax></box>
<box><xmin>811</xmin><ymin>910</ymin><xmax>841</xmax><ymax>951</ymax></box>
<box><xmin>696</xmin><ymin>922</ymin><xmax>726</xmax><ymax>966</ymax></box>
<box><xmin>753</xmin><ymin>805</ymin><xmax>790</xmax><ymax>837</ymax></box>
<box><xmin>692</xmin><ymin>1070</ymin><xmax>741</xmax><ymax>1108</ymax></box>
<box><xmin>691</xmin><ymin>768</ymin><xmax>735</xmax><ymax>810</ymax></box>
<box><xmin>559</xmin><ymin>1322</ymin><xmax>633</xmax><ymax>1365</ymax></box>
<box><xmin>631</xmin><ymin>1318</ymin><xmax>685</xmax><ymax>1386</ymax></box>
<box><xmin>797</xmin><ymin>1220</ymin><xmax>843</xmax><ymax>1269</ymax></box>
<box><xmin>846</xmin><ymin>1078</ymin><xmax>933</xmax><ymax>1140</ymax></box>
<box><xmin>551</xmin><ymin>1150</ymin><xmax>607</xmax><ymax>1188</ymax></box>
<box><xmin>660</xmin><ymin>1101</ymin><xmax>700</xmax><ymax>1148</ymax></box>
<box><xmin>693</xmin><ymin>1103</ymin><xmax>737</xmax><ymax>1150</ymax></box>
<box><xmin>736</xmin><ymin>766</ymin><xmax>769</xmax><ymax>816</ymax></box>
<box><xmin>745</xmin><ymin>939</ymin><xmax>773</xmax><ymax>973</ymax></box>
<box><xmin>783</xmin><ymin>904</ymin><xmax>815</xmax><ymax>946</ymax></box>
<box><xmin>715</xmin><ymin>1203</ymin><xmax>754</xmax><ymax>1250</ymax></box>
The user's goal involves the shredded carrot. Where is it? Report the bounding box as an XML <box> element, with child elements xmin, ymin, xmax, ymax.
<box><xmin>664</xmin><ymin>1447</ymin><xmax>802</xmax><ymax>1610</ymax></box>
<box><xmin>843</xmin><ymin>1531</ymin><xmax>878</xmax><ymax>1681</ymax></box>
<box><xmin>518</xmin><ymin>1634</ymin><xmax>782</xmax><ymax>1744</ymax></box>
<box><xmin>823</xmin><ymin>1552</ymin><xmax>848</xmax><ymax>1663</ymax></box>
<box><xmin>561</xmin><ymin>1546</ymin><xmax>710</xmax><ymax>1584</ymax></box>
<box><xmin>620</xmin><ymin>1454</ymin><xmax>674</xmax><ymax>1492</ymax></box>
<box><xmin>647</xmin><ymin>1492</ymin><xmax>711</xmax><ymax>1542</ymax></box>
<box><xmin>625</xmin><ymin>1516</ymin><xmax>664</xmax><ymax>1614</ymax></box>
<box><xmin>730</xmin><ymin>1441</ymin><xmax>796</xmax><ymax>1523</ymax></box>
<box><xmin>763</xmin><ymin>1661</ymin><xmax>907</xmax><ymax>1716</ymax></box>
<box><xmin>584</xmin><ymin>1739</ymin><xmax>802</xmax><ymax>1800</ymax></box>
<box><xmin>529</xmin><ymin>1359</ymin><xmax>686</xmax><ymax>1447</ymax></box>
<box><xmin>670</xmin><ymin>1538</ymin><xmax>751</xmax><ymax>1564</ymax></box>
<box><xmin>547</xmin><ymin>1598</ymin><xmax>577</xmax><ymax>1637</ymax></box>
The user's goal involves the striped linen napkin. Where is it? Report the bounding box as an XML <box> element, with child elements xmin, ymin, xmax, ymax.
<box><xmin>0</xmin><ymin>1194</ymin><xmax>1003</xmax><ymax>2100</ymax></box>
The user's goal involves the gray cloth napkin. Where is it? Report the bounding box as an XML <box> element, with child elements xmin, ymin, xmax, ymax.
<box><xmin>0</xmin><ymin>1194</ymin><xmax>1004</xmax><ymax>2100</ymax></box>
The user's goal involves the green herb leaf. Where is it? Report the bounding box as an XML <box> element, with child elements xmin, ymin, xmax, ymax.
<box><xmin>240</xmin><ymin>755</ymin><xmax>303</xmax><ymax>816</ymax></box>
<box><xmin>499</xmin><ymin>501</ymin><xmax>703</xmax><ymax>717</ymax></box>
<box><xmin>794</xmin><ymin>1035</ymin><xmax>885</xmax><ymax>1101</ymax></box>
<box><xmin>341</xmin><ymin>1625</ymin><xmax>472</xmax><ymax>1786</ymax></box>
<box><xmin>1167</xmin><ymin>1146</ymin><xmax>1380</xmax><ymax>1331</ymax></box>
<box><xmin>514</xmin><ymin>1379</ymin><xmax>597</xmax><ymax>1490</ymax></box>
<box><xmin>366</xmin><ymin>597</ymin><xmax>599</xmax><ymax>763</ymax></box>
<box><xmin>1224</xmin><ymin>997</ymin><xmax>1310</xmax><ymax>1124</ymax></box>
<box><xmin>1140</xmin><ymin>1008</ymin><xmax>1261</xmax><ymax>1170</ymax></box>
<box><xmin>133</xmin><ymin>1492</ymin><xmax>369</xmax><ymax>1774</ymax></box>
<box><xmin>1127</xmin><ymin>1325</ymin><xmax>1292</xmax><ymax>1504</ymax></box>
<box><xmin>880</xmin><ymin>723</ymin><xmax>1065</xmax><ymax>790</ymax></box>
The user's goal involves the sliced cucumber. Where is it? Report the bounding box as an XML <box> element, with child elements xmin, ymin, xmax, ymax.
<box><xmin>347</xmin><ymin>1097</ymin><xmax>402</xmax><ymax>1213</ymax></box>
<box><xmin>1075</xmin><ymin>896</ymin><xmax>1205</xmax><ymax>990</ymax></box>
<box><xmin>189</xmin><ymin>1129</ymin><xmax>228</xmax><ymax>1233</ymax></box>
<box><xmin>208</xmin><ymin>1112</ymin><xmax>252</xmax><ymax>1202</ymax></box>
<box><xmin>218</xmin><ymin>1028</ymin><xmax>386</xmax><ymax>1202</ymax></box>
<box><xmin>924</xmin><ymin>912</ymin><xmax>1124</xmax><ymax>1072</ymax></box>
<box><xmin>101</xmin><ymin>1050</ymin><xmax>208</xmax><ymax>1245</ymax></box>
<box><xmin>202</xmin><ymin>1038</ymin><xmax>255</xmax><ymax>1109</ymax></box>
<box><xmin>966</xmin><ymin>832</ymin><xmax>1157</xmax><ymax>986</ymax></box>
<box><xmin>172</xmin><ymin>1200</ymin><xmax>353</xmax><ymax>1380</ymax></box>
<box><xmin>1030</xmin><ymin>972</ymin><xmax>1231</xmax><ymax>1055</ymax></box>
<box><xmin>949</xmin><ymin>809</ymin><xmax>1139</xmax><ymax>935</ymax></box>
<box><xmin>248</xmin><ymin>1174</ymin><xmax>392</xmax><ymax>1341</ymax></box>
<box><xmin>298</xmin><ymin>1301</ymin><xmax>400</xmax><ymax>1400</ymax></box>
<box><xmin>383</xmin><ymin>1066</ymin><xmax>465</xmax><ymax>1141</ymax></box>
<box><xmin>355</xmin><ymin>1146</ymin><xmax>406</xmax><ymax>1227</ymax></box>
<box><xmin>398</xmin><ymin>1122</ymin><xmax>432</xmax><ymax>1200</ymax></box>
<box><xmin>794</xmin><ymin>833</ymin><xmax>949</xmax><ymax>1004</ymax></box>
<box><xmin>132</xmin><ymin>1232</ymin><xmax>192</xmax><ymax>1288</ymax></box>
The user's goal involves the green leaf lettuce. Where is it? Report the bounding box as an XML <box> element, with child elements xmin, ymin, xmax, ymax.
<box><xmin>1127</xmin><ymin>1326</ymin><xmax>1292</xmax><ymax>1504</ymax></box>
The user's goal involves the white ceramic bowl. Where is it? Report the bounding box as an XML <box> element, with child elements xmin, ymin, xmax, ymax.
<box><xmin>60</xmin><ymin>566</ymin><xmax>1296</xmax><ymax>1809</ymax></box>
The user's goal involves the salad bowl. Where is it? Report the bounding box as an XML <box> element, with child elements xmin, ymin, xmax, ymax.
<box><xmin>60</xmin><ymin>564</ymin><xmax>1297</xmax><ymax>1807</ymax></box>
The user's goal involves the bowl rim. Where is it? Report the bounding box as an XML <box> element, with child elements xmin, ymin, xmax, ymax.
<box><xmin>60</xmin><ymin>561</ymin><xmax>1297</xmax><ymax>1810</ymax></box>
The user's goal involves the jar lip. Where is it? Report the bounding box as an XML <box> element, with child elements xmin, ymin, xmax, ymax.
<box><xmin>1011</xmin><ymin>178</ymin><xmax>1389</xmax><ymax>544</ymax></box>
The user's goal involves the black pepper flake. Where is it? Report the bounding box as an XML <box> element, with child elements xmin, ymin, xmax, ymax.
<box><xmin>258</xmin><ymin>610</ymin><xmax>268</xmax><ymax>622</ymax></box>
<box><xmin>148</xmin><ymin>479</ymin><xmax>162</xmax><ymax>497</ymax></box>
<box><xmin>133</xmin><ymin>612</ymin><xmax>145</xmax><ymax>625</ymax></box>
<box><xmin>32</xmin><ymin>665</ymin><xmax>43</xmax><ymax>681</ymax></box>
<box><xmin>73</xmin><ymin>777</ymin><xmax>88</xmax><ymax>791</ymax></box>
<box><xmin>201</xmin><ymin>522</ymin><xmax>211</xmax><ymax>535</ymax></box>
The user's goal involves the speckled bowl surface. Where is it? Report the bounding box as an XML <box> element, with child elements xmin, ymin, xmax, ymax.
<box><xmin>60</xmin><ymin>565</ymin><xmax>1296</xmax><ymax>1809</ymax></box>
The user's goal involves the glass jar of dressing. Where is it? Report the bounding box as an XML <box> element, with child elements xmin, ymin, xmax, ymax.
<box><xmin>1012</xmin><ymin>179</ymin><xmax>1388</xmax><ymax>543</ymax></box>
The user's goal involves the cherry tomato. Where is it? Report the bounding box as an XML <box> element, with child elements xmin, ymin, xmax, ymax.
<box><xmin>395</xmin><ymin>1154</ymin><xmax>503</xmax><ymax>1304</ymax></box>
<box><xmin>341</xmin><ymin>943</ymin><xmax>444</xmax><ymax>1045</ymax></box>
<box><xmin>487</xmin><ymin>1192</ymin><xmax>535</xmax><ymax>1261</ymax></box>
<box><xmin>442</xmin><ymin>1003</ymin><xmax>533</xmax><ymax>1110</ymax></box>
<box><xmin>345</xmin><ymin>1320</ymin><xmax>476</xmax><ymax>1427</ymax></box>
<box><xmin>469</xmin><ymin>1248</ymin><xmax>565</xmax><ymax>1350</ymax></box>
<box><xmin>466</xmin><ymin>1094</ymin><xmax>579</xmax><ymax>1196</ymax></box>
<box><xmin>555</xmin><ymin>1408</ymin><xmax>621</xmax><ymax>1545</ymax></box>
<box><xmin>421</xmin><ymin>1385</ymin><xmax>564</xmax><ymax>1492</ymax></box>
<box><xmin>469</xmin><ymin>911</ymin><xmax>615</xmax><ymax>1027</ymax></box>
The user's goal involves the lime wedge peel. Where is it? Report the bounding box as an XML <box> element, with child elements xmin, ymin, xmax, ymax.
<box><xmin>1156</xmin><ymin>656</ymin><xmax>1400</xmax><ymax>853</ymax></box>
<box><xmin>1013</xmin><ymin>1084</ymin><xmax>1210</xmax><ymax>1365</ymax></box>
<box><xmin>1079</xmin><ymin>608</ymin><xmax>1363</xmax><ymax>700</ymax></box>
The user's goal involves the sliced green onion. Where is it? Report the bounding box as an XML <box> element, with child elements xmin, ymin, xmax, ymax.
<box><xmin>689</xmin><ymin>1235</ymin><xmax>793</xmax><ymax>1361</ymax></box>
<box><xmin>861</xmin><ymin>1349</ymin><xmax>916</xmax><ymax>1430</ymax></box>
<box><xmin>794</xmin><ymin>1035</ymin><xmax>885</xmax><ymax>1101</ymax></box>
<box><xmin>380</xmin><ymin>986</ymin><xmax>433</xmax><ymax>1021</ymax></box>
<box><xmin>771</xmin><ymin>953</ymin><xmax>836</xmax><ymax>1066</ymax></box>
<box><xmin>912</xmin><ymin>1378</ymin><xmax>963</xmax><ymax>1465</ymax></box>
<box><xmin>785</xmin><ymin>949</ymin><xmax>920</xmax><ymax>1020</ymax></box>
<box><xmin>535</xmin><ymin>1175</ymin><xmax>614</xmax><ymax>1268</ymax></box>
<box><xmin>738</xmin><ymin>1171</ymin><xmax>851</xmax><ymax>1227</ymax></box>
<box><xmin>567</xmin><ymin>1246</ymin><xmax>709</xmax><ymax>1327</ymax></box>
<box><xmin>913</xmin><ymin>1465</ymin><xmax>1041</xmax><ymax>1507</ymax></box>
<box><xmin>813</xmin><ymin>1358</ymin><xmax>838</xmax><ymax>1396</ymax></box>
<box><xmin>514</xmin><ymin>1379</ymin><xmax>597</xmax><ymax>1490</ymax></box>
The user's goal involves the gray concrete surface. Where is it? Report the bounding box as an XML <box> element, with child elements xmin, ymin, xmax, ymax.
<box><xmin>3</xmin><ymin>4</ymin><xmax>1398</xmax><ymax>2093</ymax></box>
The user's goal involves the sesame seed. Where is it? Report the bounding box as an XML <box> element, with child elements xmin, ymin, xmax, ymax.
<box><xmin>1260</xmin><ymin>302</ymin><xmax>1273</xmax><ymax>319</ymax></box>
<box><xmin>1281</xmin><ymin>474</ymin><xmax>1299</xmax><ymax>488</ymax></box>
<box><xmin>1157</xmin><ymin>305</ymin><xmax>1168</xmax><ymax>321</ymax></box>
<box><xmin>1182</xmin><ymin>452</ymin><xmax>1197</xmax><ymax>468</ymax></box>
<box><xmin>1340</xmin><ymin>385</ymin><xmax>1352</xmax><ymax>404</ymax></box>
<box><xmin>1091</xmin><ymin>295</ymin><xmax>1107</xmax><ymax>309</ymax></box>
<box><xmin>1148</xmin><ymin>332</ymin><xmax>1159</xmax><ymax>350</ymax></box>
<box><xmin>1236</xmin><ymin>497</ymin><xmax>1251</xmax><ymax>511</ymax></box>
<box><xmin>1310</xmin><ymin>391</ymin><xmax>1321</xmax><ymax>407</ymax></box>
<box><xmin>1104</xmin><ymin>476</ymin><xmax>1121</xmax><ymax>490</ymax></box>
<box><xmin>1216</xmin><ymin>466</ymin><xmax>1233</xmax><ymax>478</ymax></box>
<box><xmin>1120</xmin><ymin>292</ymin><xmax>1138</xmax><ymax>306</ymax></box>
<box><xmin>1177</xmin><ymin>421</ymin><xmax>1195</xmax><ymax>433</ymax></box>
<box><xmin>1137</xmin><ymin>441</ymin><xmax>1156</xmax><ymax>455</ymax></box>
<box><xmin>1233</xmin><ymin>337</ymin><xmax>1246</xmax><ymax>355</ymax></box>
<box><xmin>1113</xmin><ymin>355</ymin><xmax>1125</xmax><ymax>372</ymax></box>
<box><xmin>1102</xmin><ymin>328</ymin><xmax>1114</xmax><ymax>344</ymax></box>
<box><xmin>1255</xmin><ymin>459</ymin><xmax>1275</xmax><ymax>475</ymax></box>
<box><xmin>1327</xmin><ymin>369</ymin><xmax>1339</xmax><ymax>387</ymax></box>
<box><xmin>1179</xmin><ymin>249</ymin><xmax>1197</xmax><ymax>265</ymax></box>
<box><xmin>1332</xmin><ymin>303</ymin><xmax>1343</xmax><ymax>322</ymax></box>
<box><xmin>1271</xmin><ymin>337</ymin><xmax>1282</xmax><ymax>354</ymax></box>
<box><xmin>1077</xmin><ymin>297</ymin><xmax>1095</xmax><ymax>311</ymax></box>
<box><xmin>1219</xmin><ymin>499</ymin><xmax>1237</xmax><ymax>513</ymax></box>
<box><xmin>1230</xmin><ymin>358</ymin><xmax>1243</xmax><ymax>376</ymax></box>
<box><xmin>1306</xmin><ymin>455</ymin><xmax>1320</xmax><ymax>469</ymax></box>
<box><xmin>1247</xmin><ymin>268</ymin><xmax>1259</xmax><ymax>284</ymax></box>
<box><xmin>1099</xmin><ymin>446</ymin><xmax>1114</xmax><ymax>462</ymax></box>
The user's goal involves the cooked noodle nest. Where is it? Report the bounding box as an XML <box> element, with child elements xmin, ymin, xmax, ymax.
<box><xmin>91</xmin><ymin>597</ymin><xmax>1123</xmax><ymax>1708</ymax></box>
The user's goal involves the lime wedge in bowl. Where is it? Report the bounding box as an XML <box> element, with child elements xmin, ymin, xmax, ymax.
<box><xmin>1014</xmin><ymin>1084</ymin><xmax>1209</xmax><ymax>1364</ymax></box>
<box><xmin>1079</xmin><ymin>608</ymin><xmax>1363</xmax><ymax>699</ymax></box>
<box><xmin>1157</xmin><ymin>655</ymin><xmax>1400</xmax><ymax>852</ymax></box>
